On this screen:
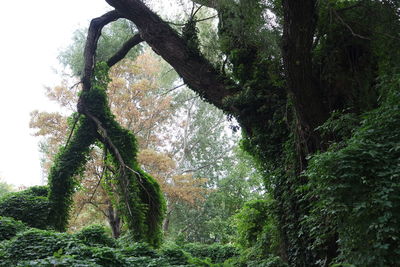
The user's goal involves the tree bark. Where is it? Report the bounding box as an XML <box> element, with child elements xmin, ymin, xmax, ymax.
<box><xmin>282</xmin><ymin>0</ymin><xmax>329</xmax><ymax>160</ymax></box>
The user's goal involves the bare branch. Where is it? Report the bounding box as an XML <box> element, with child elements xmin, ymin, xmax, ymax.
<box><xmin>332</xmin><ymin>8</ymin><xmax>370</xmax><ymax>40</ymax></box>
<box><xmin>167</xmin><ymin>15</ymin><xmax>218</xmax><ymax>26</ymax></box>
<box><xmin>107</xmin><ymin>34</ymin><xmax>144</xmax><ymax>67</ymax></box>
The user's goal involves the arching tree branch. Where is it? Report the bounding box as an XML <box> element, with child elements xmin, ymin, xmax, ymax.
<box><xmin>105</xmin><ymin>0</ymin><xmax>240</xmax><ymax>113</ymax></box>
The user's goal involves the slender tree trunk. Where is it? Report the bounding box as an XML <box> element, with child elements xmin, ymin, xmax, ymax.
<box><xmin>106</xmin><ymin>201</ymin><xmax>121</xmax><ymax>238</ymax></box>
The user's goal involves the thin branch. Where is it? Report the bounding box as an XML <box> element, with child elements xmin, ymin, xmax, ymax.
<box><xmin>192</xmin><ymin>4</ymin><xmax>204</xmax><ymax>18</ymax></box>
<box><xmin>331</xmin><ymin>7</ymin><xmax>370</xmax><ymax>40</ymax></box>
<box><xmin>161</xmin><ymin>83</ymin><xmax>185</xmax><ymax>96</ymax></box>
<box><xmin>336</xmin><ymin>2</ymin><xmax>363</xmax><ymax>13</ymax></box>
<box><xmin>64</xmin><ymin>114</ymin><xmax>81</xmax><ymax>148</ymax></box>
<box><xmin>180</xmin><ymin>154</ymin><xmax>226</xmax><ymax>174</ymax></box>
<box><xmin>107</xmin><ymin>34</ymin><xmax>144</xmax><ymax>67</ymax></box>
<box><xmin>166</xmin><ymin>15</ymin><xmax>217</xmax><ymax>26</ymax></box>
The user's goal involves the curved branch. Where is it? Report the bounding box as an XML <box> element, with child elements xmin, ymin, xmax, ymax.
<box><xmin>106</xmin><ymin>34</ymin><xmax>143</xmax><ymax>67</ymax></box>
<box><xmin>105</xmin><ymin>0</ymin><xmax>240</xmax><ymax>113</ymax></box>
<box><xmin>82</xmin><ymin>10</ymin><xmax>122</xmax><ymax>91</ymax></box>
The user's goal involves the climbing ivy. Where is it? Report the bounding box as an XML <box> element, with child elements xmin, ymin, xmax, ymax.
<box><xmin>48</xmin><ymin>62</ymin><xmax>165</xmax><ymax>247</ymax></box>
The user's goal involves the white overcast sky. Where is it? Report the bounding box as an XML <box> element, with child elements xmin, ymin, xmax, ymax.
<box><xmin>0</xmin><ymin>0</ymin><xmax>112</xmax><ymax>186</ymax></box>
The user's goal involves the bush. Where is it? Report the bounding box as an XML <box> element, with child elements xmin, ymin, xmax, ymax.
<box><xmin>306</xmin><ymin>90</ymin><xmax>400</xmax><ymax>266</ymax></box>
<box><xmin>23</xmin><ymin>185</ymin><xmax>49</xmax><ymax>197</ymax></box>
<box><xmin>234</xmin><ymin>199</ymin><xmax>277</xmax><ymax>252</ymax></box>
<box><xmin>119</xmin><ymin>242</ymin><xmax>158</xmax><ymax>258</ymax></box>
<box><xmin>17</xmin><ymin>255</ymin><xmax>100</xmax><ymax>267</ymax></box>
<box><xmin>0</xmin><ymin>216</ymin><xmax>26</xmax><ymax>241</ymax></box>
<box><xmin>0</xmin><ymin>229</ymin><xmax>76</xmax><ymax>264</ymax></box>
<box><xmin>89</xmin><ymin>247</ymin><xmax>127</xmax><ymax>267</ymax></box>
<box><xmin>160</xmin><ymin>244</ymin><xmax>190</xmax><ymax>265</ymax></box>
<box><xmin>225</xmin><ymin>255</ymin><xmax>288</xmax><ymax>267</ymax></box>
<box><xmin>0</xmin><ymin>187</ymin><xmax>51</xmax><ymax>229</ymax></box>
<box><xmin>182</xmin><ymin>242</ymin><xmax>239</xmax><ymax>263</ymax></box>
<box><xmin>75</xmin><ymin>224</ymin><xmax>116</xmax><ymax>248</ymax></box>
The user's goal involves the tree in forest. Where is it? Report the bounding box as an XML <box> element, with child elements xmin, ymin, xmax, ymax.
<box><xmin>31</xmin><ymin>50</ymin><xmax>214</xmax><ymax>239</ymax></box>
<box><xmin>40</xmin><ymin>0</ymin><xmax>400</xmax><ymax>264</ymax></box>
<box><xmin>0</xmin><ymin>179</ymin><xmax>14</xmax><ymax>198</ymax></box>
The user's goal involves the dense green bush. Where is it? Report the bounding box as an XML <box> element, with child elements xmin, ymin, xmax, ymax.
<box><xmin>75</xmin><ymin>224</ymin><xmax>116</xmax><ymax>248</ymax></box>
<box><xmin>0</xmin><ymin>187</ymin><xmax>50</xmax><ymax>229</ymax></box>
<box><xmin>225</xmin><ymin>255</ymin><xmax>288</xmax><ymax>267</ymax></box>
<box><xmin>306</xmin><ymin>89</ymin><xmax>400</xmax><ymax>266</ymax></box>
<box><xmin>0</xmin><ymin>229</ymin><xmax>76</xmax><ymax>264</ymax></box>
<box><xmin>119</xmin><ymin>242</ymin><xmax>158</xmax><ymax>258</ymax></box>
<box><xmin>234</xmin><ymin>199</ymin><xmax>277</xmax><ymax>252</ymax></box>
<box><xmin>160</xmin><ymin>244</ymin><xmax>190</xmax><ymax>265</ymax></box>
<box><xmin>0</xmin><ymin>216</ymin><xmax>26</xmax><ymax>241</ymax></box>
<box><xmin>182</xmin><ymin>242</ymin><xmax>239</xmax><ymax>263</ymax></box>
<box><xmin>17</xmin><ymin>255</ymin><xmax>100</xmax><ymax>267</ymax></box>
<box><xmin>23</xmin><ymin>185</ymin><xmax>49</xmax><ymax>197</ymax></box>
<box><xmin>0</xmin><ymin>226</ymin><xmax>236</xmax><ymax>266</ymax></box>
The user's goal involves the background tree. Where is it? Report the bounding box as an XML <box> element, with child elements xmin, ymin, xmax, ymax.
<box><xmin>0</xmin><ymin>179</ymin><xmax>14</xmax><ymax>198</ymax></box>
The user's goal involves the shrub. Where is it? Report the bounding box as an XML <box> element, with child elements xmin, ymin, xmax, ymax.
<box><xmin>23</xmin><ymin>185</ymin><xmax>49</xmax><ymax>197</ymax></box>
<box><xmin>119</xmin><ymin>242</ymin><xmax>158</xmax><ymax>258</ymax></box>
<box><xmin>0</xmin><ymin>229</ymin><xmax>76</xmax><ymax>264</ymax></box>
<box><xmin>0</xmin><ymin>187</ymin><xmax>51</xmax><ymax>229</ymax></box>
<box><xmin>75</xmin><ymin>224</ymin><xmax>116</xmax><ymax>248</ymax></box>
<box><xmin>234</xmin><ymin>199</ymin><xmax>277</xmax><ymax>251</ymax></box>
<box><xmin>182</xmin><ymin>242</ymin><xmax>239</xmax><ymax>263</ymax></box>
<box><xmin>160</xmin><ymin>244</ymin><xmax>190</xmax><ymax>265</ymax></box>
<box><xmin>0</xmin><ymin>216</ymin><xmax>26</xmax><ymax>241</ymax></box>
<box><xmin>306</xmin><ymin>90</ymin><xmax>400</xmax><ymax>266</ymax></box>
<box><xmin>17</xmin><ymin>255</ymin><xmax>100</xmax><ymax>267</ymax></box>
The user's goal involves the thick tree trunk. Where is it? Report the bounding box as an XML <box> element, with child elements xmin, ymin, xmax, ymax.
<box><xmin>281</xmin><ymin>2</ymin><xmax>338</xmax><ymax>264</ymax></box>
<box><xmin>282</xmin><ymin>0</ymin><xmax>329</xmax><ymax>162</ymax></box>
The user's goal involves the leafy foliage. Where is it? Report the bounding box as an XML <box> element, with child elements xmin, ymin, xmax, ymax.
<box><xmin>306</xmin><ymin>89</ymin><xmax>400</xmax><ymax>266</ymax></box>
<box><xmin>47</xmin><ymin>115</ymin><xmax>97</xmax><ymax>231</ymax></box>
<box><xmin>0</xmin><ymin>179</ymin><xmax>13</xmax><ymax>198</ymax></box>
<box><xmin>75</xmin><ymin>224</ymin><xmax>116</xmax><ymax>248</ymax></box>
<box><xmin>182</xmin><ymin>242</ymin><xmax>239</xmax><ymax>263</ymax></box>
<box><xmin>0</xmin><ymin>187</ymin><xmax>51</xmax><ymax>229</ymax></box>
<box><xmin>0</xmin><ymin>216</ymin><xmax>26</xmax><ymax>241</ymax></box>
<box><xmin>0</xmin><ymin>225</ymin><xmax>242</xmax><ymax>266</ymax></box>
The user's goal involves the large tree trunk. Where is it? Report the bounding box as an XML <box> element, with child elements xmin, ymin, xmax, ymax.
<box><xmin>282</xmin><ymin>0</ymin><xmax>329</xmax><ymax>163</ymax></box>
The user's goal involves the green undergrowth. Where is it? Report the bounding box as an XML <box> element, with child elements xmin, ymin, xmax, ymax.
<box><xmin>0</xmin><ymin>220</ymin><xmax>226</xmax><ymax>266</ymax></box>
<box><xmin>0</xmin><ymin>215</ymin><xmax>286</xmax><ymax>266</ymax></box>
